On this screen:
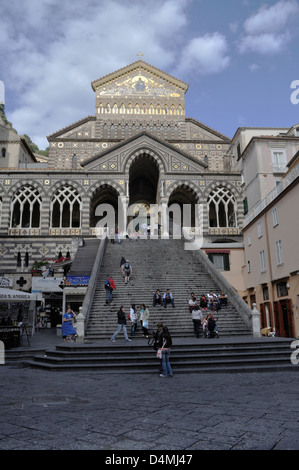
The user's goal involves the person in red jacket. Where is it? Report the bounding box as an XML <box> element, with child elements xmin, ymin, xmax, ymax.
<box><xmin>105</xmin><ymin>275</ymin><xmax>116</xmax><ymax>305</ymax></box>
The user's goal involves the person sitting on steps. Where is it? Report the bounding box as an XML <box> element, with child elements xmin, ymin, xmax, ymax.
<box><xmin>153</xmin><ymin>289</ymin><xmax>163</xmax><ymax>307</ymax></box>
<box><xmin>163</xmin><ymin>289</ymin><xmax>175</xmax><ymax>308</ymax></box>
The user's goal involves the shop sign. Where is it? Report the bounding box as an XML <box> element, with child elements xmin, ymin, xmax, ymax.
<box><xmin>65</xmin><ymin>276</ymin><xmax>90</xmax><ymax>287</ymax></box>
<box><xmin>0</xmin><ymin>277</ymin><xmax>13</xmax><ymax>287</ymax></box>
<box><xmin>32</xmin><ymin>277</ymin><xmax>64</xmax><ymax>293</ymax></box>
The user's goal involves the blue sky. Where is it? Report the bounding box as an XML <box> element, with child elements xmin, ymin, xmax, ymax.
<box><xmin>0</xmin><ymin>0</ymin><xmax>298</xmax><ymax>149</ymax></box>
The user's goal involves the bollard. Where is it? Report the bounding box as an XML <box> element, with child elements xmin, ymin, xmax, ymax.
<box><xmin>251</xmin><ymin>303</ymin><xmax>261</xmax><ymax>337</ymax></box>
<box><xmin>75</xmin><ymin>307</ymin><xmax>85</xmax><ymax>342</ymax></box>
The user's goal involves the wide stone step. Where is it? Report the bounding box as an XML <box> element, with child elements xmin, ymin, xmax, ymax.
<box><xmin>22</xmin><ymin>338</ymin><xmax>298</xmax><ymax>373</ymax></box>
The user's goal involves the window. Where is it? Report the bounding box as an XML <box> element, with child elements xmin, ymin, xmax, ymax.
<box><xmin>248</xmin><ymin>235</ymin><xmax>251</xmax><ymax>246</ymax></box>
<box><xmin>237</xmin><ymin>143</ymin><xmax>241</xmax><ymax>160</ymax></box>
<box><xmin>263</xmin><ymin>286</ymin><xmax>269</xmax><ymax>301</ymax></box>
<box><xmin>260</xmin><ymin>250</ymin><xmax>266</xmax><ymax>272</ymax></box>
<box><xmin>208</xmin><ymin>186</ymin><xmax>237</xmax><ymax>228</ymax></box>
<box><xmin>257</xmin><ymin>221</ymin><xmax>263</xmax><ymax>238</ymax></box>
<box><xmin>243</xmin><ymin>197</ymin><xmax>248</xmax><ymax>215</ymax></box>
<box><xmin>247</xmin><ymin>260</ymin><xmax>251</xmax><ymax>273</ymax></box>
<box><xmin>10</xmin><ymin>185</ymin><xmax>41</xmax><ymax>228</ymax></box>
<box><xmin>272</xmin><ymin>207</ymin><xmax>278</xmax><ymax>226</ymax></box>
<box><xmin>1</xmin><ymin>147</ymin><xmax>6</xmax><ymax>158</ymax></box>
<box><xmin>50</xmin><ymin>185</ymin><xmax>82</xmax><ymax>228</ymax></box>
<box><xmin>276</xmin><ymin>240</ymin><xmax>283</xmax><ymax>265</ymax></box>
<box><xmin>277</xmin><ymin>282</ymin><xmax>288</xmax><ymax>297</ymax></box>
<box><xmin>207</xmin><ymin>252</ymin><xmax>230</xmax><ymax>271</ymax></box>
<box><xmin>271</xmin><ymin>150</ymin><xmax>286</xmax><ymax>173</ymax></box>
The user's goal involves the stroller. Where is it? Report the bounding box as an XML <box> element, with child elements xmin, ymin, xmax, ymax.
<box><xmin>204</xmin><ymin>316</ymin><xmax>219</xmax><ymax>338</ymax></box>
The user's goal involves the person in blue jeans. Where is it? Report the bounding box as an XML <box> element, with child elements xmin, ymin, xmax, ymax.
<box><xmin>163</xmin><ymin>289</ymin><xmax>175</xmax><ymax>308</ymax></box>
<box><xmin>156</xmin><ymin>323</ymin><xmax>173</xmax><ymax>377</ymax></box>
<box><xmin>110</xmin><ymin>306</ymin><xmax>132</xmax><ymax>343</ymax></box>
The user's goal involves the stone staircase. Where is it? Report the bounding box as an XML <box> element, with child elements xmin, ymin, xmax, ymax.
<box><xmin>68</xmin><ymin>238</ymin><xmax>101</xmax><ymax>277</ymax></box>
<box><xmin>21</xmin><ymin>238</ymin><xmax>299</xmax><ymax>374</ymax></box>
<box><xmin>85</xmin><ymin>237</ymin><xmax>252</xmax><ymax>341</ymax></box>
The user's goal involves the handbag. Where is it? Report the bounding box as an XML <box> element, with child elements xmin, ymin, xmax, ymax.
<box><xmin>142</xmin><ymin>320</ymin><xmax>148</xmax><ymax>329</ymax></box>
<box><xmin>156</xmin><ymin>339</ymin><xmax>166</xmax><ymax>359</ymax></box>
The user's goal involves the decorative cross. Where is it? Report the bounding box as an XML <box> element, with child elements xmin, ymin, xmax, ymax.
<box><xmin>16</xmin><ymin>277</ymin><xmax>27</xmax><ymax>288</ymax></box>
<box><xmin>137</xmin><ymin>52</ymin><xmax>144</xmax><ymax>60</ymax></box>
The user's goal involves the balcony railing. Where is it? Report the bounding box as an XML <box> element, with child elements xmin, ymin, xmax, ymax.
<box><xmin>244</xmin><ymin>165</ymin><xmax>299</xmax><ymax>227</ymax></box>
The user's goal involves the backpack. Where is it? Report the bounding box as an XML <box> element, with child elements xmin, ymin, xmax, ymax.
<box><xmin>105</xmin><ymin>279</ymin><xmax>111</xmax><ymax>288</ymax></box>
<box><xmin>124</xmin><ymin>262</ymin><xmax>130</xmax><ymax>271</ymax></box>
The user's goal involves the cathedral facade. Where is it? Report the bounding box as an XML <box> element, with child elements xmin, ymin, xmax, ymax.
<box><xmin>0</xmin><ymin>59</ymin><xmax>244</xmax><ymax>293</ymax></box>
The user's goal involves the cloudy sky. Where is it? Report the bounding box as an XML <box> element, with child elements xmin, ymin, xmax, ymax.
<box><xmin>0</xmin><ymin>0</ymin><xmax>298</xmax><ymax>149</ymax></box>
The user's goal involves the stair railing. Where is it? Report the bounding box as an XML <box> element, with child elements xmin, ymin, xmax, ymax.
<box><xmin>192</xmin><ymin>245</ymin><xmax>253</xmax><ymax>331</ymax></box>
<box><xmin>77</xmin><ymin>232</ymin><xmax>108</xmax><ymax>340</ymax></box>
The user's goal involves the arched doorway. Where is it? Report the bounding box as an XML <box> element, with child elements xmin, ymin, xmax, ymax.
<box><xmin>128</xmin><ymin>154</ymin><xmax>160</xmax><ymax>232</ymax></box>
<box><xmin>90</xmin><ymin>185</ymin><xmax>119</xmax><ymax>234</ymax></box>
<box><xmin>168</xmin><ymin>185</ymin><xmax>199</xmax><ymax>235</ymax></box>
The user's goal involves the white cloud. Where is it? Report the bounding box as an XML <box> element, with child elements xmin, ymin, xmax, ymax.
<box><xmin>248</xmin><ymin>63</ymin><xmax>260</xmax><ymax>72</ymax></box>
<box><xmin>175</xmin><ymin>33</ymin><xmax>230</xmax><ymax>77</ymax></box>
<box><xmin>239</xmin><ymin>32</ymin><xmax>291</xmax><ymax>55</ymax></box>
<box><xmin>244</xmin><ymin>0</ymin><xmax>299</xmax><ymax>35</ymax></box>
<box><xmin>0</xmin><ymin>0</ymin><xmax>190</xmax><ymax>148</ymax></box>
<box><xmin>238</xmin><ymin>0</ymin><xmax>299</xmax><ymax>54</ymax></box>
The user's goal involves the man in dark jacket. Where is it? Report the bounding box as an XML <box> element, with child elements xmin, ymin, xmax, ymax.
<box><xmin>153</xmin><ymin>289</ymin><xmax>163</xmax><ymax>307</ymax></box>
<box><xmin>110</xmin><ymin>306</ymin><xmax>132</xmax><ymax>343</ymax></box>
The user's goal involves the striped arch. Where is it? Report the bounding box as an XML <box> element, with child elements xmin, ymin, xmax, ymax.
<box><xmin>165</xmin><ymin>180</ymin><xmax>201</xmax><ymax>201</ymax></box>
<box><xmin>9</xmin><ymin>184</ymin><xmax>43</xmax><ymax>229</ymax></box>
<box><xmin>49</xmin><ymin>183</ymin><xmax>83</xmax><ymax>229</ymax></box>
<box><xmin>205</xmin><ymin>182</ymin><xmax>241</xmax><ymax>229</ymax></box>
<box><xmin>88</xmin><ymin>181</ymin><xmax>122</xmax><ymax>229</ymax></box>
<box><xmin>48</xmin><ymin>179</ymin><xmax>85</xmax><ymax>197</ymax></box>
<box><xmin>123</xmin><ymin>147</ymin><xmax>166</xmax><ymax>175</ymax></box>
<box><xmin>87</xmin><ymin>180</ymin><xmax>125</xmax><ymax>199</ymax></box>
<box><xmin>203</xmin><ymin>180</ymin><xmax>242</xmax><ymax>200</ymax></box>
<box><xmin>7</xmin><ymin>179</ymin><xmax>47</xmax><ymax>200</ymax></box>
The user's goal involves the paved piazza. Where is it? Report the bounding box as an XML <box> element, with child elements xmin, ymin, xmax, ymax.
<box><xmin>0</xmin><ymin>365</ymin><xmax>298</xmax><ymax>452</ymax></box>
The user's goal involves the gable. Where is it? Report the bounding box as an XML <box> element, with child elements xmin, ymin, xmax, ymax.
<box><xmin>185</xmin><ymin>118</ymin><xmax>230</xmax><ymax>142</ymax></box>
<box><xmin>81</xmin><ymin>131</ymin><xmax>207</xmax><ymax>174</ymax></box>
<box><xmin>47</xmin><ymin>117</ymin><xmax>96</xmax><ymax>140</ymax></box>
<box><xmin>92</xmin><ymin>60</ymin><xmax>189</xmax><ymax>98</ymax></box>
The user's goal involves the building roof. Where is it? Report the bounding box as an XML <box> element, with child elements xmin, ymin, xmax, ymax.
<box><xmin>91</xmin><ymin>59</ymin><xmax>189</xmax><ymax>93</ymax></box>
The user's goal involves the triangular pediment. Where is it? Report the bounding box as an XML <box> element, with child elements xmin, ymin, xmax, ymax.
<box><xmin>47</xmin><ymin>117</ymin><xmax>96</xmax><ymax>140</ymax></box>
<box><xmin>186</xmin><ymin>118</ymin><xmax>230</xmax><ymax>142</ymax></box>
<box><xmin>81</xmin><ymin>131</ymin><xmax>207</xmax><ymax>174</ymax></box>
<box><xmin>91</xmin><ymin>60</ymin><xmax>189</xmax><ymax>99</ymax></box>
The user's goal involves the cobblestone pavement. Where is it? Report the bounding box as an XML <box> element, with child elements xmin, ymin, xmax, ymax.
<box><xmin>0</xmin><ymin>363</ymin><xmax>299</xmax><ymax>452</ymax></box>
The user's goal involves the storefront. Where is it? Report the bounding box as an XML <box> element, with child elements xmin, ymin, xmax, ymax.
<box><xmin>0</xmin><ymin>288</ymin><xmax>37</xmax><ymax>346</ymax></box>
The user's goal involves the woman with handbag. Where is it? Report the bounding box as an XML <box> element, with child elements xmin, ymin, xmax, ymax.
<box><xmin>141</xmin><ymin>304</ymin><xmax>150</xmax><ymax>338</ymax></box>
<box><xmin>156</xmin><ymin>323</ymin><xmax>173</xmax><ymax>377</ymax></box>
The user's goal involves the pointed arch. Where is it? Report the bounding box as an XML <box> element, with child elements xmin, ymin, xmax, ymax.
<box><xmin>10</xmin><ymin>185</ymin><xmax>42</xmax><ymax>228</ymax></box>
<box><xmin>207</xmin><ymin>185</ymin><xmax>238</xmax><ymax>228</ymax></box>
<box><xmin>50</xmin><ymin>184</ymin><xmax>82</xmax><ymax>228</ymax></box>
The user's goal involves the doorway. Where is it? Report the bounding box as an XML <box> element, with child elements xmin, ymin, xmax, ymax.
<box><xmin>273</xmin><ymin>299</ymin><xmax>295</xmax><ymax>337</ymax></box>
